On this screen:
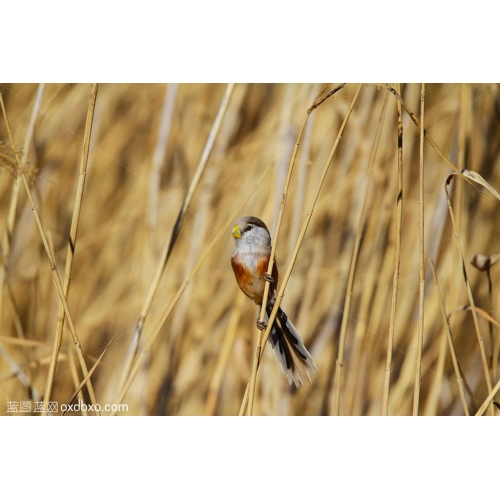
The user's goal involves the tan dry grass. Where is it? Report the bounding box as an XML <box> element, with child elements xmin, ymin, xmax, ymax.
<box><xmin>0</xmin><ymin>83</ymin><xmax>500</xmax><ymax>415</ymax></box>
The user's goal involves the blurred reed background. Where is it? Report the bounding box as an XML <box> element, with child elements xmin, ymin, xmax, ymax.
<box><xmin>0</xmin><ymin>83</ymin><xmax>499</xmax><ymax>416</ymax></box>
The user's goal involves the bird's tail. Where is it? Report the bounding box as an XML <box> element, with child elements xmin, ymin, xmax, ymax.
<box><xmin>265</xmin><ymin>303</ymin><xmax>318</xmax><ymax>387</ymax></box>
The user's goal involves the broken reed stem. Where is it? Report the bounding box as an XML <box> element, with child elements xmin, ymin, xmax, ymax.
<box><xmin>444</xmin><ymin>175</ymin><xmax>493</xmax><ymax>400</ymax></box>
<box><xmin>332</xmin><ymin>90</ymin><xmax>389</xmax><ymax>416</ymax></box>
<box><xmin>413</xmin><ymin>83</ymin><xmax>425</xmax><ymax>416</ymax></box>
<box><xmin>381</xmin><ymin>84</ymin><xmax>470</xmax><ymax>183</ymax></box>
<box><xmin>115</xmin><ymin>158</ymin><xmax>273</xmax><ymax>411</ymax></box>
<box><xmin>382</xmin><ymin>83</ymin><xmax>403</xmax><ymax>416</ymax></box>
<box><xmin>117</xmin><ymin>83</ymin><xmax>235</xmax><ymax>398</ymax></box>
<box><xmin>0</xmin><ymin>92</ymin><xmax>99</xmax><ymax>411</ymax></box>
<box><xmin>308</xmin><ymin>84</ymin><xmax>347</xmax><ymax>113</ymax></box>
<box><xmin>239</xmin><ymin>84</ymin><xmax>363</xmax><ymax>417</ymax></box>
<box><xmin>430</xmin><ymin>260</ymin><xmax>469</xmax><ymax>415</ymax></box>
<box><xmin>247</xmin><ymin>113</ymin><xmax>309</xmax><ymax>416</ymax></box>
<box><xmin>42</xmin><ymin>83</ymin><xmax>99</xmax><ymax>415</ymax></box>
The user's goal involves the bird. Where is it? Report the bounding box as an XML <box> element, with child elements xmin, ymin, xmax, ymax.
<box><xmin>230</xmin><ymin>216</ymin><xmax>318</xmax><ymax>387</ymax></box>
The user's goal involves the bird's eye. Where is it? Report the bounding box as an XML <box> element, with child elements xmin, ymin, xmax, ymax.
<box><xmin>245</xmin><ymin>224</ymin><xmax>252</xmax><ymax>231</ymax></box>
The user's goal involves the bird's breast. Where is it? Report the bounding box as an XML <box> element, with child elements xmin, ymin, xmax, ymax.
<box><xmin>231</xmin><ymin>249</ymin><xmax>270</xmax><ymax>304</ymax></box>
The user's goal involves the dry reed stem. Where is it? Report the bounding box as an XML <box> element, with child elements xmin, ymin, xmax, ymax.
<box><xmin>0</xmin><ymin>92</ymin><xmax>98</xmax><ymax>411</ymax></box>
<box><xmin>332</xmin><ymin>90</ymin><xmax>389</xmax><ymax>416</ymax></box>
<box><xmin>475</xmin><ymin>376</ymin><xmax>500</xmax><ymax>416</ymax></box>
<box><xmin>471</xmin><ymin>251</ymin><xmax>497</xmax><ymax>375</ymax></box>
<box><xmin>492</xmin><ymin>274</ymin><xmax>500</xmax><ymax>380</ymax></box>
<box><xmin>335</xmin><ymin>85</ymin><xmax>448</xmax><ymax>174</ymax></box>
<box><xmin>346</xmin><ymin>167</ymin><xmax>397</xmax><ymax>415</ymax></box>
<box><xmin>381</xmin><ymin>85</ymin><xmax>472</xmax><ymax>182</ymax></box>
<box><xmin>115</xmin><ymin>159</ymin><xmax>273</xmax><ymax>411</ymax></box>
<box><xmin>247</xmin><ymin>115</ymin><xmax>309</xmax><ymax>416</ymax></box>
<box><xmin>0</xmin><ymin>245</ymin><xmax>36</xmax><ymax>397</ymax></box>
<box><xmin>0</xmin><ymin>245</ymin><xmax>26</xmax><ymax>341</ymax></box>
<box><xmin>486</xmin><ymin>268</ymin><xmax>494</xmax><ymax>372</ymax></box>
<box><xmin>461</xmin><ymin>169</ymin><xmax>500</xmax><ymax>200</ymax></box>
<box><xmin>0</xmin><ymin>342</ymin><xmax>34</xmax><ymax>399</ymax></box>
<box><xmin>348</xmin><ymin>86</ymin><xmax>495</xmax><ymax>199</ymax></box>
<box><xmin>444</xmin><ymin>174</ymin><xmax>493</xmax><ymax>402</ymax></box>
<box><xmin>42</xmin><ymin>83</ymin><xmax>99</xmax><ymax>414</ymax></box>
<box><xmin>423</xmin><ymin>324</ymin><xmax>448</xmax><ymax>416</ymax></box>
<box><xmin>447</xmin><ymin>306</ymin><xmax>500</xmax><ymax>328</ymax></box>
<box><xmin>149</xmin><ymin>83</ymin><xmax>179</xmax><ymax>227</ymax></box>
<box><xmin>308</xmin><ymin>84</ymin><xmax>347</xmax><ymax>113</ymax></box>
<box><xmin>430</xmin><ymin>260</ymin><xmax>469</xmax><ymax>415</ymax></box>
<box><xmin>469</xmin><ymin>252</ymin><xmax>498</xmax><ymax>376</ymax></box>
<box><xmin>0</xmin><ymin>241</ymin><xmax>28</xmax><ymax>347</ymax></box>
<box><xmin>62</xmin><ymin>333</ymin><xmax>116</xmax><ymax>415</ymax></box>
<box><xmin>117</xmin><ymin>83</ymin><xmax>235</xmax><ymax>398</ymax></box>
<box><xmin>0</xmin><ymin>336</ymin><xmax>50</xmax><ymax>348</ymax></box>
<box><xmin>3</xmin><ymin>84</ymin><xmax>497</xmax><ymax>417</ymax></box>
<box><xmin>289</xmin><ymin>97</ymin><xmax>315</xmax><ymax>255</ymax></box>
<box><xmin>205</xmin><ymin>293</ymin><xmax>246</xmax><ymax>415</ymax></box>
<box><xmin>67</xmin><ymin>346</ymin><xmax>87</xmax><ymax>416</ymax></box>
<box><xmin>1</xmin><ymin>353</ymin><xmax>71</xmax><ymax>381</ymax></box>
<box><xmin>0</xmin><ymin>84</ymin><xmax>44</xmax><ymax>399</ymax></box>
<box><xmin>383</xmin><ymin>84</ymin><xmax>500</xmax><ymax>206</ymax></box>
<box><xmin>239</xmin><ymin>84</ymin><xmax>363</xmax><ymax>417</ymax></box>
<box><xmin>456</xmin><ymin>84</ymin><xmax>469</xmax><ymax>239</ymax></box>
<box><xmin>413</xmin><ymin>84</ymin><xmax>426</xmax><ymax>416</ymax></box>
<box><xmin>2</xmin><ymin>84</ymin><xmax>45</xmax><ymax>257</ymax></box>
<box><xmin>382</xmin><ymin>83</ymin><xmax>403</xmax><ymax>415</ymax></box>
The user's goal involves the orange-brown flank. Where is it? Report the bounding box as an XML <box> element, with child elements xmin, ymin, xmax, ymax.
<box><xmin>231</xmin><ymin>254</ymin><xmax>278</xmax><ymax>305</ymax></box>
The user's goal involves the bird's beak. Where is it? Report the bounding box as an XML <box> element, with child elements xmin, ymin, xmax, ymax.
<box><xmin>232</xmin><ymin>224</ymin><xmax>242</xmax><ymax>239</ymax></box>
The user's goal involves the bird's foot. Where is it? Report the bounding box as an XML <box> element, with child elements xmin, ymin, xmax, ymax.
<box><xmin>264</xmin><ymin>273</ymin><xmax>274</xmax><ymax>283</ymax></box>
<box><xmin>256</xmin><ymin>319</ymin><xmax>267</xmax><ymax>331</ymax></box>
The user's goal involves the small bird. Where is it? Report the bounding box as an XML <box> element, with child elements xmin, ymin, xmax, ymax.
<box><xmin>230</xmin><ymin>216</ymin><xmax>318</xmax><ymax>387</ymax></box>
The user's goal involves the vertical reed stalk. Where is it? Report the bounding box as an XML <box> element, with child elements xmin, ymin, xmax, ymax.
<box><xmin>2</xmin><ymin>84</ymin><xmax>45</xmax><ymax>257</ymax></box>
<box><xmin>117</xmin><ymin>84</ymin><xmax>234</xmax><ymax>398</ymax></box>
<box><xmin>475</xmin><ymin>376</ymin><xmax>500</xmax><ymax>416</ymax></box>
<box><xmin>413</xmin><ymin>83</ymin><xmax>425</xmax><ymax>416</ymax></box>
<box><xmin>382</xmin><ymin>83</ymin><xmax>403</xmax><ymax>415</ymax></box>
<box><xmin>205</xmin><ymin>293</ymin><xmax>246</xmax><ymax>415</ymax></box>
<box><xmin>0</xmin><ymin>84</ymin><xmax>45</xmax><ymax>398</ymax></box>
<box><xmin>490</xmin><ymin>266</ymin><xmax>499</xmax><ymax>380</ymax></box>
<box><xmin>485</xmin><ymin>268</ymin><xmax>494</xmax><ymax>372</ymax></box>
<box><xmin>332</xmin><ymin>90</ymin><xmax>389</xmax><ymax>416</ymax></box>
<box><xmin>42</xmin><ymin>84</ymin><xmax>99</xmax><ymax>414</ymax></box>
<box><xmin>444</xmin><ymin>175</ymin><xmax>493</xmax><ymax>402</ymax></box>
<box><xmin>148</xmin><ymin>83</ymin><xmax>179</xmax><ymax>227</ymax></box>
<box><xmin>430</xmin><ymin>260</ymin><xmax>469</xmax><ymax>415</ymax></box>
<box><xmin>0</xmin><ymin>92</ymin><xmax>98</xmax><ymax>410</ymax></box>
<box><xmin>115</xmin><ymin>159</ymin><xmax>274</xmax><ymax>411</ymax></box>
<box><xmin>247</xmin><ymin>113</ymin><xmax>309</xmax><ymax>416</ymax></box>
<box><xmin>239</xmin><ymin>84</ymin><xmax>363</xmax><ymax>417</ymax></box>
